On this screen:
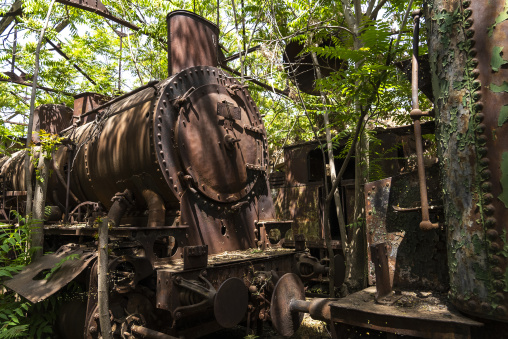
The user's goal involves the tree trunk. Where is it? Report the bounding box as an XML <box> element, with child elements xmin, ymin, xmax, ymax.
<box><xmin>31</xmin><ymin>149</ymin><xmax>50</xmax><ymax>260</ymax></box>
<box><xmin>347</xmin><ymin>129</ymin><xmax>368</xmax><ymax>290</ymax></box>
<box><xmin>25</xmin><ymin>0</ymin><xmax>56</xmax><ymax>219</ymax></box>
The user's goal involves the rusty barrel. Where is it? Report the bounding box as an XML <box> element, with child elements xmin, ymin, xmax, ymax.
<box><xmin>427</xmin><ymin>0</ymin><xmax>508</xmax><ymax>321</ymax></box>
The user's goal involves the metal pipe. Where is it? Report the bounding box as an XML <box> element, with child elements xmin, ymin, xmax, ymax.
<box><xmin>142</xmin><ymin>189</ymin><xmax>166</xmax><ymax>227</ymax></box>
<box><xmin>130</xmin><ymin>325</ymin><xmax>179</xmax><ymax>339</ymax></box>
<box><xmin>410</xmin><ymin>10</ymin><xmax>438</xmax><ymax>231</ymax></box>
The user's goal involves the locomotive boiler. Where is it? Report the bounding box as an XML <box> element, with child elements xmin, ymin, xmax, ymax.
<box><xmin>1</xmin><ymin>11</ymin><xmax>326</xmax><ymax>339</ymax></box>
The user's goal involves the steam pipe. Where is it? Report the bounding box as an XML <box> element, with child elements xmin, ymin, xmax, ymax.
<box><xmin>142</xmin><ymin>189</ymin><xmax>166</xmax><ymax>227</ymax></box>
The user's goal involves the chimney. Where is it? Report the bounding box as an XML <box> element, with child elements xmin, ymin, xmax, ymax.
<box><xmin>166</xmin><ymin>11</ymin><xmax>220</xmax><ymax>75</ymax></box>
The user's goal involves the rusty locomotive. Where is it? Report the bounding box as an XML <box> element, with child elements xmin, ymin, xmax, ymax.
<box><xmin>1</xmin><ymin>0</ymin><xmax>508</xmax><ymax>338</ymax></box>
<box><xmin>0</xmin><ymin>11</ymin><xmax>328</xmax><ymax>339</ymax></box>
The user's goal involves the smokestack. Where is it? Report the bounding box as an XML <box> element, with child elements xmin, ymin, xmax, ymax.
<box><xmin>166</xmin><ymin>11</ymin><xmax>220</xmax><ymax>75</ymax></box>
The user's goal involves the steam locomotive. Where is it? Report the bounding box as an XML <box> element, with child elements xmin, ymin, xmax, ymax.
<box><xmin>3</xmin><ymin>0</ymin><xmax>508</xmax><ymax>337</ymax></box>
<box><xmin>1</xmin><ymin>11</ymin><xmax>326</xmax><ymax>339</ymax></box>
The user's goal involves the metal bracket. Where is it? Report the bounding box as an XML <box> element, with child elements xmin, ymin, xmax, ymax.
<box><xmin>183</xmin><ymin>245</ymin><xmax>208</xmax><ymax>270</ymax></box>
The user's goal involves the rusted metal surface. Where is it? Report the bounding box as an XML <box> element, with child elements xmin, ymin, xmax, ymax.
<box><xmin>427</xmin><ymin>0</ymin><xmax>508</xmax><ymax>321</ymax></box>
<box><xmin>270</xmin><ymin>273</ymin><xmax>305</xmax><ymax>336</ymax></box>
<box><xmin>32</xmin><ymin>104</ymin><xmax>73</xmax><ymax>143</ymax></box>
<box><xmin>365</xmin><ymin>166</ymin><xmax>447</xmax><ymax>291</ymax></box>
<box><xmin>73</xmin><ymin>92</ymin><xmax>110</xmax><ymax>124</ymax></box>
<box><xmin>329</xmin><ymin>287</ymin><xmax>483</xmax><ymax>339</ymax></box>
<box><xmin>4</xmin><ymin>244</ymin><xmax>96</xmax><ymax>303</ymax></box>
<box><xmin>370</xmin><ymin>242</ymin><xmax>392</xmax><ymax>301</ymax></box>
<box><xmin>283</xmin><ymin>39</ymin><xmax>346</xmax><ymax>96</ymax></box>
<box><xmin>167</xmin><ymin>11</ymin><xmax>219</xmax><ymax>75</ymax></box>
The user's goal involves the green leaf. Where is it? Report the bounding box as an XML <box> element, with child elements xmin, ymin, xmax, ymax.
<box><xmin>491</xmin><ymin>81</ymin><xmax>508</xmax><ymax>93</ymax></box>
<box><xmin>498</xmin><ymin>105</ymin><xmax>508</xmax><ymax>127</ymax></box>
<box><xmin>491</xmin><ymin>46</ymin><xmax>508</xmax><ymax>72</ymax></box>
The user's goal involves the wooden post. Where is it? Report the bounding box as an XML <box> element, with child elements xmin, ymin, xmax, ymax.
<box><xmin>98</xmin><ymin>217</ymin><xmax>112</xmax><ymax>339</ymax></box>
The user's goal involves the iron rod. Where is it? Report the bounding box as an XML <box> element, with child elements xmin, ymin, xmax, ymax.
<box><xmin>410</xmin><ymin>10</ymin><xmax>438</xmax><ymax>231</ymax></box>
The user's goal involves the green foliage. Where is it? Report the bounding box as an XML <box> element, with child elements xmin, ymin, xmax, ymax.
<box><xmin>0</xmin><ymin>213</ymin><xmax>67</xmax><ymax>338</ymax></box>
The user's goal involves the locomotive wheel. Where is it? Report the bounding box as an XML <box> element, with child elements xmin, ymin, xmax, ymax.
<box><xmin>270</xmin><ymin>273</ymin><xmax>305</xmax><ymax>337</ymax></box>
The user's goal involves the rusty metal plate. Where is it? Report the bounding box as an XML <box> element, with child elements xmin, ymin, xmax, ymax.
<box><xmin>214</xmin><ymin>277</ymin><xmax>248</xmax><ymax>328</ymax></box>
<box><xmin>4</xmin><ymin>245</ymin><xmax>96</xmax><ymax>303</ymax></box>
<box><xmin>365</xmin><ymin>166</ymin><xmax>447</xmax><ymax>291</ymax></box>
<box><xmin>32</xmin><ymin>104</ymin><xmax>73</xmax><ymax>143</ymax></box>
<box><xmin>270</xmin><ymin>273</ymin><xmax>305</xmax><ymax>337</ymax></box>
<box><xmin>154</xmin><ymin>66</ymin><xmax>268</xmax><ymax>205</ymax></box>
<box><xmin>177</xmin><ymin>84</ymin><xmax>260</xmax><ymax>202</ymax></box>
<box><xmin>167</xmin><ymin>11</ymin><xmax>219</xmax><ymax>75</ymax></box>
<box><xmin>217</xmin><ymin>101</ymin><xmax>241</xmax><ymax>120</ymax></box>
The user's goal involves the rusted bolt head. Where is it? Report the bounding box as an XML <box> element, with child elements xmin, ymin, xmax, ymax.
<box><xmin>484</xmin><ymin>205</ymin><xmax>496</xmax><ymax>216</ymax></box>
<box><xmin>175</xmin><ymin>312</ymin><xmax>182</xmax><ymax>320</ymax></box>
<box><xmin>482</xmin><ymin>181</ymin><xmax>493</xmax><ymax>192</ymax></box>
<box><xmin>484</xmin><ymin>193</ymin><xmax>494</xmax><ymax>203</ymax></box>
<box><xmin>89</xmin><ymin>326</ymin><xmax>97</xmax><ymax>334</ymax></box>
<box><xmin>489</xmin><ymin>240</ymin><xmax>500</xmax><ymax>251</ymax></box>
<box><xmin>493</xmin><ymin>280</ymin><xmax>504</xmax><ymax>290</ymax></box>
<box><xmin>487</xmin><ymin>229</ymin><xmax>499</xmax><ymax>241</ymax></box>
<box><xmin>495</xmin><ymin>293</ymin><xmax>505</xmax><ymax>303</ymax></box>
<box><xmin>249</xmin><ymin>285</ymin><xmax>258</xmax><ymax>294</ymax></box>
<box><xmin>492</xmin><ymin>266</ymin><xmax>503</xmax><ymax>278</ymax></box>
<box><xmin>496</xmin><ymin>306</ymin><xmax>507</xmax><ymax>317</ymax></box>
<box><xmin>481</xmin><ymin>302</ymin><xmax>492</xmax><ymax>313</ymax></box>
<box><xmin>174</xmin><ymin>276</ymin><xmax>182</xmax><ymax>284</ymax></box>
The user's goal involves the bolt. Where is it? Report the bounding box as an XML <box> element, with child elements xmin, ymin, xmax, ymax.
<box><xmin>175</xmin><ymin>312</ymin><xmax>182</xmax><ymax>320</ymax></box>
<box><xmin>89</xmin><ymin>326</ymin><xmax>97</xmax><ymax>334</ymax></box>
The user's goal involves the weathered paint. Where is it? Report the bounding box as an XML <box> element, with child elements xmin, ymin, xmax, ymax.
<box><xmin>427</xmin><ymin>0</ymin><xmax>508</xmax><ymax>321</ymax></box>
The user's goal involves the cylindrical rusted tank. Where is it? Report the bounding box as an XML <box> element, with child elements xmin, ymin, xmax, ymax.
<box><xmin>64</xmin><ymin>63</ymin><xmax>271</xmax><ymax>253</ymax></box>
<box><xmin>427</xmin><ymin>0</ymin><xmax>508</xmax><ymax>321</ymax></box>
